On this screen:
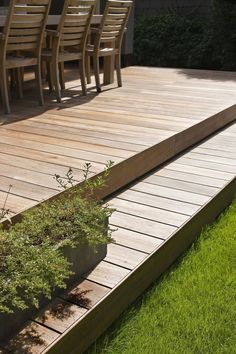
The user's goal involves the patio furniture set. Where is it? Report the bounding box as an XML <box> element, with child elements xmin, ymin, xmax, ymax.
<box><xmin>0</xmin><ymin>0</ymin><xmax>132</xmax><ymax>114</ymax></box>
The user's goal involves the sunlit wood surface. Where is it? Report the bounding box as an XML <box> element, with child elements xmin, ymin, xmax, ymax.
<box><xmin>2</xmin><ymin>121</ymin><xmax>236</xmax><ymax>354</ymax></box>
<box><xmin>0</xmin><ymin>65</ymin><xmax>236</xmax><ymax>216</ymax></box>
<box><xmin>0</xmin><ymin>66</ymin><xmax>236</xmax><ymax>353</ymax></box>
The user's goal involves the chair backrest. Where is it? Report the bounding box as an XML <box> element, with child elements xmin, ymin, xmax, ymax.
<box><xmin>57</xmin><ymin>0</ymin><xmax>96</xmax><ymax>52</ymax></box>
<box><xmin>99</xmin><ymin>0</ymin><xmax>132</xmax><ymax>49</ymax></box>
<box><xmin>2</xmin><ymin>0</ymin><xmax>51</xmax><ymax>57</ymax></box>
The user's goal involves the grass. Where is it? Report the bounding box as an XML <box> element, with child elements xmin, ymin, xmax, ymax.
<box><xmin>88</xmin><ymin>198</ymin><xmax>236</xmax><ymax>354</ymax></box>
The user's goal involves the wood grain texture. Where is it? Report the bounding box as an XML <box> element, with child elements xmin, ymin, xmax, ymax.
<box><xmin>3</xmin><ymin>122</ymin><xmax>236</xmax><ymax>354</ymax></box>
<box><xmin>62</xmin><ymin>279</ymin><xmax>110</xmax><ymax>310</ymax></box>
<box><xmin>111</xmin><ymin>227</ymin><xmax>164</xmax><ymax>253</ymax></box>
<box><xmin>3</xmin><ymin>322</ymin><xmax>59</xmax><ymax>354</ymax></box>
<box><xmin>1</xmin><ymin>66</ymin><xmax>236</xmax><ymax>353</ymax></box>
<box><xmin>44</xmin><ymin>177</ymin><xmax>236</xmax><ymax>354</ymax></box>
<box><xmin>34</xmin><ymin>299</ymin><xmax>87</xmax><ymax>334</ymax></box>
<box><xmin>0</xmin><ymin>14</ymin><xmax>102</xmax><ymax>27</ymax></box>
<box><xmin>1</xmin><ymin>66</ymin><xmax>236</xmax><ymax>217</ymax></box>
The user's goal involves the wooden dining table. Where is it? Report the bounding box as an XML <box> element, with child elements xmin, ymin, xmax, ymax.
<box><xmin>0</xmin><ymin>13</ymin><xmax>102</xmax><ymax>29</ymax></box>
<box><xmin>0</xmin><ymin>14</ymin><xmax>114</xmax><ymax>84</ymax></box>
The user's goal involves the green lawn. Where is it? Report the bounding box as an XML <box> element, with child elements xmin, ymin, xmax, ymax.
<box><xmin>88</xmin><ymin>198</ymin><xmax>236</xmax><ymax>354</ymax></box>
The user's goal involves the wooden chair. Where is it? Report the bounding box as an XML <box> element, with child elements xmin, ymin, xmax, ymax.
<box><xmin>86</xmin><ymin>0</ymin><xmax>132</xmax><ymax>92</ymax></box>
<box><xmin>42</xmin><ymin>0</ymin><xmax>96</xmax><ymax>103</ymax></box>
<box><xmin>0</xmin><ymin>0</ymin><xmax>52</xmax><ymax>114</ymax></box>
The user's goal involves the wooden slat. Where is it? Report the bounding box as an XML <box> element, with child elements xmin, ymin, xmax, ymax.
<box><xmin>0</xmin><ymin>128</ymin><xmax>132</xmax><ymax>159</ymax></box>
<box><xmin>14</xmin><ymin>6</ymin><xmax>46</xmax><ymax>14</ymax></box>
<box><xmin>144</xmin><ymin>175</ymin><xmax>219</xmax><ymax>197</ymax></box>
<box><xmin>85</xmin><ymin>261</ymin><xmax>130</xmax><ymax>288</ymax></box>
<box><xmin>105</xmin><ymin>244</ymin><xmax>147</xmax><ymax>270</ymax></box>
<box><xmin>110</xmin><ymin>212</ymin><xmax>177</xmax><ymax>240</ymax></box>
<box><xmin>132</xmin><ymin>181</ymin><xmax>211</xmax><ymax>205</ymax></box>
<box><xmin>0</xmin><ymin>134</ymin><xmax>122</xmax><ymax>165</ymax></box>
<box><xmin>110</xmin><ymin>197</ymin><xmax>189</xmax><ymax>227</ymax></box>
<box><xmin>176</xmin><ymin>156</ymin><xmax>236</xmax><ymax>174</ymax></box>
<box><xmin>116</xmin><ymin>188</ymin><xmax>201</xmax><ymax>215</ymax></box>
<box><xmin>111</xmin><ymin>227</ymin><xmax>164</xmax><ymax>253</ymax></box>
<box><xmin>192</xmin><ymin>147</ymin><xmax>236</xmax><ymax>161</ymax></box>
<box><xmin>0</xmin><ymin>162</ymin><xmax>65</xmax><ymax>190</ymax></box>
<box><xmin>154</xmin><ymin>168</ymin><xmax>226</xmax><ymax>189</ymax></box>
<box><xmin>62</xmin><ymin>279</ymin><xmax>110</xmax><ymax>310</ymax></box>
<box><xmin>3</xmin><ymin>321</ymin><xmax>59</xmax><ymax>353</ymax></box>
<box><xmin>0</xmin><ymin>175</ymin><xmax>56</xmax><ymax>201</ymax></box>
<box><xmin>34</xmin><ymin>299</ymin><xmax>87</xmax><ymax>334</ymax></box>
<box><xmin>166</xmin><ymin>162</ymin><xmax>234</xmax><ymax>181</ymax></box>
<box><xmin>0</xmin><ymin>153</ymin><xmax>84</xmax><ymax>181</ymax></box>
<box><xmin>0</xmin><ymin>190</ymin><xmax>36</xmax><ymax>213</ymax></box>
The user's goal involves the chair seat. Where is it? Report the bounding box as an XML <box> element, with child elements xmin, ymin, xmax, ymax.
<box><xmin>86</xmin><ymin>44</ymin><xmax>118</xmax><ymax>57</ymax></box>
<box><xmin>42</xmin><ymin>49</ymin><xmax>83</xmax><ymax>63</ymax></box>
<box><xmin>6</xmin><ymin>55</ymin><xmax>37</xmax><ymax>69</ymax></box>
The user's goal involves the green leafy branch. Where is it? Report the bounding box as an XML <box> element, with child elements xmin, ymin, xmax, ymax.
<box><xmin>0</xmin><ymin>184</ymin><xmax>14</xmax><ymax>224</ymax></box>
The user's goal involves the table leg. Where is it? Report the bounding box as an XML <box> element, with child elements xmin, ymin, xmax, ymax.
<box><xmin>103</xmin><ymin>41</ymin><xmax>115</xmax><ymax>85</ymax></box>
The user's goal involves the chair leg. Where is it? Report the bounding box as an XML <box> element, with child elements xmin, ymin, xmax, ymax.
<box><xmin>115</xmin><ymin>53</ymin><xmax>122</xmax><ymax>87</ymax></box>
<box><xmin>0</xmin><ymin>67</ymin><xmax>10</xmax><ymax>114</ymax></box>
<box><xmin>41</xmin><ymin>61</ymin><xmax>47</xmax><ymax>80</ymax></box>
<box><xmin>79</xmin><ymin>59</ymin><xmax>87</xmax><ymax>96</ymax></box>
<box><xmin>93</xmin><ymin>55</ymin><xmax>101</xmax><ymax>93</ymax></box>
<box><xmin>59</xmin><ymin>62</ymin><xmax>65</xmax><ymax>90</ymax></box>
<box><xmin>10</xmin><ymin>69</ymin><xmax>16</xmax><ymax>91</ymax></box>
<box><xmin>35</xmin><ymin>64</ymin><xmax>44</xmax><ymax>106</ymax></box>
<box><xmin>85</xmin><ymin>54</ymin><xmax>91</xmax><ymax>84</ymax></box>
<box><xmin>52</xmin><ymin>61</ymin><xmax>61</xmax><ymax>103</ymax></box>
<box><xmin>47</xmin><ymin>62</ymin><xmax>54</xmax><ymax>92</ymax></box>
<box><xmin>16</xmin><ymin>68</ymin><xmax>23</xmax><ymax>99</ymax></box>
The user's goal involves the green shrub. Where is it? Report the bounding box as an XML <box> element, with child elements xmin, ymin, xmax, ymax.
<box><xmin>210</xmin><ymin>0</ymin><xmax>236</xmax><ymax>70</ymax></box>
<box><xmin>134</xmin><ymin>1</ymin><xmax>236</xmax><ymax>71</ymax></box>
<box><xmin>0</xmin><ymin>164</ymin><xmax>114</xmax><ymax>314</ymax></box>
<box><xmin>134</xmin><ymin>14</ymin><xmax>206</xmax><ymax>68</ymax></box>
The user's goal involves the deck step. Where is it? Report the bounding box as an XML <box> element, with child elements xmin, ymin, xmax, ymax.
<box><xmin>3</xmin><ymin>121</ymin><xmax>236</xmax><ymax>354</ymax></box>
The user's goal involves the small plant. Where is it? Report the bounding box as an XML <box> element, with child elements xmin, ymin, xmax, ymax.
<box><xmin>0</xmin><ymin>185</ymin><xmax>13</xmax><ymax>223</ymax></box>
<box><xmin>54</xmin><ymin>160</ymin><xmax>115</xmax><ymax>193</ymax></box>
<box><xmin>0</xmin><ymin>162</ymin><xmax>115</xmax><ymax>314</ymax></box>
<box><xmin>54</xmin><ymin>167</ymin><xmax>75</xmax><ymax>190</ymax></box>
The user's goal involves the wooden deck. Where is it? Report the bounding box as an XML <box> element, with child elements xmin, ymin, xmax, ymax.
<box><xmin>1</xmin><ymin>121</ymin><xmax>236</xmax><ymax>354</ymax></box>
<box><xmin>0</xmin><ymin>66</ymin><xmax>236</xmax><ymax>353</ymax></box>
<box><xmin>0</xmin><ymin>66</ymin><xmax>236</xmax><ymax>215</ymax></box>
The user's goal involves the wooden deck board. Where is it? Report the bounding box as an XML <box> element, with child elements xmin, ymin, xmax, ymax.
<box><xmin>4</xmin><ymin>322</ymin><xmax>60</xmax><ymax>354</ymax></box>
<box><xmin>34</xmin><ymin>299</ymin><xmax>87</xmax><ymax>334</ymax></box>
<box><xmin>110</xmin><ymin>197</ymin><xmax>189</xmax><ymax>227</ymax></box>
<box><xmin>110</xmin><ymin>227</ymin><xmax>163</xmax><ymax>254</ymax></box>
<box><xmin>1</xmin><ymin>66</ymin><xmax>236</xmax><ymax>353</ymax></box>
<box><xmin>62</xmin><ymin>280</ymin><xmax>110</xmax><ymax>310</ymax></box>
<box><xmin>117</xmin><ymin>188</ymin><xmax>201</xmax><ymax>214</ymax></box>
<box><xmin>143</xmin><ymin>175</ymin><xmax>219</xmax><ymax>196</ymax></box>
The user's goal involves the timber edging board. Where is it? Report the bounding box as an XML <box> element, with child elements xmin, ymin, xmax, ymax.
<box><xmin>44</xmin><ymin>176</ymin><xmax>236</xmax><ymax>354</ymax></box>
<box><xmin>102</xmin><ymin>105</ymin><xmax>236</xmax><ymax>198</ymax></box>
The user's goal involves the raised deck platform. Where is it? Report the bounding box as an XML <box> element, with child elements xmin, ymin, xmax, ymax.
<box><xmin>0</xmin><ymin>66</ymin><xmax>236</xmax><ymax>215</ymax></box>
<box><xmin>0</xmin><ymin>66</ymin><xmax>236</xmax><ymax>353</ymax></box>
